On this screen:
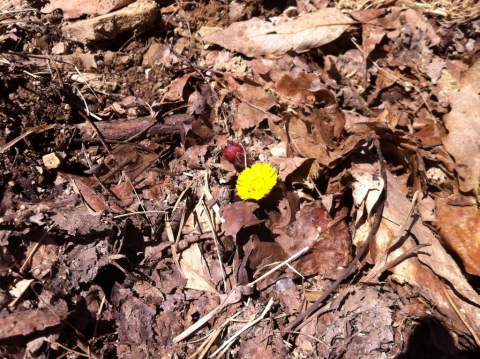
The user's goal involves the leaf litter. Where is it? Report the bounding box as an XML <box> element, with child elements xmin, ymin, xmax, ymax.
<box><xmin>1</xmin><ymin>0</ymin><xmax>480</xmax><ymax>358</ymax></box>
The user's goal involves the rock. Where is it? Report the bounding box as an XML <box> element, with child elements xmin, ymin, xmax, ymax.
<box><xmin>229</xmin><ymin>1</ymin><xmax>245</xmax><ymax>22</ymax></box>
<box><xmin>43</xmin><ymin>153</ymin><xmax>64</xmax><ymax>169</ymax></box>
<box><xmin>104</xmin><ymin>51</ymin><xmax>116</xmax><ymax>64</ymax></box>
<box><xmin>52</xmin><ymin>42</ymin><xmax>68</xmax><ymax>55</ymax></box>
<box><xmin>59</xmin><ymin>53</ymin><xmax>98</xmax><ymax>70</ymax></box>
<box><xmin>142</xmin><ymin>42</ymin><xmax>167</xmax><ymax>67</ymax></box>
<box><xmin>42</xmin><ymin>0</ymin><xmax>135</xmax><ymax>20</ymax></box>
<box><xmin>62</xmin><ymin>0</ymin><xmax>159</xmax><ymax>43</ymax></box>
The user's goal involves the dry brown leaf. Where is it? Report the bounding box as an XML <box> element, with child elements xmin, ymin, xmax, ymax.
<box><xmin>287</xmin><ymin>112</ymin><xmax>366</xmax><ymax>167</ymax></box>
<box><xmin>359</xmin><ymin>173</ymin><xmax>480</xmax><ymax>337</ymax></box>
<box><xmin>71</xmin><ymin>176</ymin><xmax>124</xmax><ymax>214</ymax></box>
<box><xmin>162</xmin><ymin>74</ymin><xmax>191</xmax><ymax>102</ymax></box>
<box><xmin>382</xmin><ymin>171</ymin><xmax>480</xmax><ymax>307</ymax></box>
<box><xmin>233</xmin><ymin>83</ymin><xmax>276</xmax><ymax>130</ymax></box>
<box><xmin>274</xmin><ymin>71</ymin><xmax>319</xmax><ymax>107</ymax></box>
<box><xmin>222</xmin><ymin>202</ymin><xmax>263</xmax><ymax>236</ymax></box>
<box><xmin>179</xmin><ymin>244</ymin><xmax>216</xmax><ymax>293</ymax></box>
<box><xmin>269</xmin><ymin>157</ymin><xmax>311</xmax><ymax>181</ymax></box>
<box><xmin>350</xmin><ymin>164</ymin><xmax>384</xmax><ymax>225</ymax></box>
<box><xmin>111</xmin><ymin>283</ymin><xmax>157</xmax><ymax>345</ymax></box>
<box><xmin>442</xmin><ymin>57</ymin><xmax>480</xmax><ymax>194</ymax></box>
<box><xmin>201</xmin><ymin>8</ymin><xmax>353</xmax><ymax>57</ymax></box>
<box><xmin>434</xmin><ymin>197</ymin><xmax>480</xmax><ymax>276</ymax></box>
<box><xmin>111</xmin><ymin>182</ymin><xmax>135</xmax><ymax>207</ymax></box>
<box><xmin>0</xmin><ymin>305</ymin><xmax>67</xmax><ymax>339</ymax></box>
<box><xmin>275</xmin><ymin>201</ymin><xmax>351</xmax><ymax>277</ymax></box>
<box><xmin>26</xmin><ymin>235</ymin><xmax>59</xmax><ymax>280</ymax></box>
<box><xmin>374</xmin><ymin>226</ymin><xmax>475</xmax><ymax>337</ymax></box>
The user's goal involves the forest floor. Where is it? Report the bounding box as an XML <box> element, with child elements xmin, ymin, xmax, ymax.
<box><xmin>1</xmin><ymin>0</ymin><xmax>480</xmax><ymax>358</ymax></box>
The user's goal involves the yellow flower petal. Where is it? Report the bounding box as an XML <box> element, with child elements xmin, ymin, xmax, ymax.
<box><xmin>236</xmin><ymin>163</ymin><xmax>278</xmax><ymax>200</ymax></box>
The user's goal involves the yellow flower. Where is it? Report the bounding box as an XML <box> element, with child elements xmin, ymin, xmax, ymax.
<box><xmin>236</xmin><ymin>163</ymin><xmax>278</xmax><ymax>200</ymax></box>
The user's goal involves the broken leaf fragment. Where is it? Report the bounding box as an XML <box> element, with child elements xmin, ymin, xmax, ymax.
<box><xmin>236</xmin><ymin>163</ymin><xmax>278</xmax><ymax>200</ymax></box>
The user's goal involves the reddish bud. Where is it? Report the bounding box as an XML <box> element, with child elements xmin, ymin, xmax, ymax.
<box><xmin>222</xmin><ymin>141</ymin><xmax>252</xmax><ymax>169</ymax></box>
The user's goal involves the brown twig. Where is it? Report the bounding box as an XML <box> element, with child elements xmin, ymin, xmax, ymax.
<box><xmin>284</xmin><ymin>134</ymin><xmax>387</xmax><ymax>331</ymax></box>
<box><xmin>442</xmin><ymin>281</ymin><xmax>480</xmax><ymax>347</ymax></box>
<box><xmin>77</xmin><ymin>110</ymin><xmax>111</xmax><ymax>156</ymax></box>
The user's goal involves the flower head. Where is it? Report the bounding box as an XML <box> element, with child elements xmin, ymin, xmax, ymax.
<box><xmin>236</xmin><ymin>163</ymin><xmax>278</xmax><ymax>200</ymax></box>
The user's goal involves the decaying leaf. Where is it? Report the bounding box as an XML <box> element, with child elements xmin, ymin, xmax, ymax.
<box><xmin>434</xmin><ymin>197</ymin><xmax>480</xmax><ymax>276</ymax></box>
<box><xmin>162</xmin><ymin>74</ymin><xmax>191</xmax><ymax>102</ymax></box>
<box><xmin>380</xmin><ymin>171</ymin><xmax>480</xmax><ymax>306</ymax></box>
<box><xmin>71</xmin><ymin>176</ymin><xmax>124</xmax><ymax>214</ymax></box>
<box><xmin>222</xmin><ymin>202</ymin><xmax>263</xmax><ymax>236</ymax></box>
<box><xmin>111</xmin><ymin>283</ymin><xmax>156</xmax><ymax>345</ymax></box>
<box><xmin>179</xmin><ymin>243</ymin><xmax>216</xmax><ymax>293</ymax></box>
<box><xmin>287</xmin><ymin>112</ymin><xmax>366</xmax><ymax>168</ymax></box>
<box><xmin>275</xmin><ymin>201</ymin><xmax>351</xmax><ymax>277</ymax></box>
<box><xmin>0</xmin><ymin>305</ymin><xmax>68</xmax><ymax>339</ymax></box>
<box><xmin>201</xmin><ymin>8</ymin><xmax>354</xmax><ymax>57</ymax></box>
<box><xmin>442</xmin><ymin>58</ymin><xmax>480</xmax><ymax>194</ymax></box>
<box><xmin>274</xmin><ymin>72</ymin><xmax>320</xmax><ymax>107</ymax></box>
<box><xmin>350</xmin><ymin>163</ymin><xmax>384</xmax><ymax>225</ymax></box>
<box><xmin>233</xmin><ymin>83</ymin><xmax>276</xmax><ymax>130</ymax></box>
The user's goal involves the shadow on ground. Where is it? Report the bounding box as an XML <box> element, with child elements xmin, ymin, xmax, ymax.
<box><xmin>397</xmin><ymin>315</ymin><xmax>480</xmax><ymax>359</ymax></box>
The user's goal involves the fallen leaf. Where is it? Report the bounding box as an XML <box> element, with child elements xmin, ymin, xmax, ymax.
<box><xmin>434</xmin><ymin>197</ymin><xmax>480</xmax><ymax>276</ymax></box>
<box><xmin>269</xmin><ymin>157</ymin><xmax>311</xmax><ymax>181</ymax></box>
<box><xmin>223</xmin><ymin>202</ymin><xmax>263</xmax><ymax>236</ymax></box>
<box><xmin>442</xmin><ymin>57</ymin><xmax>480</xmax><ymax>193</ymax></box>
<box><xmin>71</xmin><ymin>176</ymin><xmax>123</xmax><ymax>214</ymax></box>
<box><xmin>193</xmin><ymin>83</ymin><xmax>216</xmax><ymax>115</ymax></box>
<box><xmin>179</xmin><ymin>243</ymin><xmax>216</xmax><ymax>293</ymax></box>
<box><xmin>274</xmin><ymin>71</ymin><xmax>319</xmax><ymax>107</ymax></box>
<box><xmin>50</xmin><ymin>207</ymin><xmax>114</xmax><ymax>235</ymax></box>
<box><xmin>382</xmin><ymin>170</ymin><xmax>480</xmax><ymax>307</ymax></box>
<box><xmin>162</xmin><ymin>73</ymin><xmax>191</xmax><ymax>102</ymax></box>
<box><xmin>349</xmin><ymin>163</ymin><xmax>384</xmax><ymax>225</ymax></box>
<box><xmin>275</xmin><ymin>201</ymin><xmax>351</xmax><ymax>277</ymax></box>
<box><xmin>111</xmin><ymin>181</ymin><xmax>135</xmax><ymax>207</ymax></box>
<box><xmin>111</xmin><ymin>283</ymin><xmax>156</xmax><ymax>344</ymax></box>
<box><xmin>0</xmin><ymin>305</ymin><xmax>68</xmax><ymax>339</ymax></box>
<box><xmin>25</xmin><ymin>235</ymin><xmax>59</xmax><ymax>280</ymax></box>
<box><xmin>244</xmin><ymin>235</ymin><xmax>287</xmax><ymax>289</ymax></box>
<box><xmin>287</xmin><ymin>112</ymin><xmax>366</xmax><ymax>167</ymax></box>
<box><xmin>201</xmin><ymin>8</ymin><xmax>353</xmax><ymax>57</ymax></box>
<box><xmin>233</xmin><ymin>83</ymin><xmax>276</xmax><ymax>130</ymax></box>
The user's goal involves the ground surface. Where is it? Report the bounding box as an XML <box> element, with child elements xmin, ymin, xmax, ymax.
<box><xmin>1</xmin><ymin>0</ymin><xmax>480</xmax><ymax>358</ymax></box>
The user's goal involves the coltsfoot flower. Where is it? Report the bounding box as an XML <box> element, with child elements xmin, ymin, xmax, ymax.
<box><xmin>236</xmin><ymin>163</ymin><xmax>278</xmax><ymax>200</ymax></box>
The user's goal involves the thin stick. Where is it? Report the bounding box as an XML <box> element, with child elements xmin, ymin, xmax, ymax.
<box><xmin>30</xmin><ymin>286</ymin><xmax>86</xmax><ymax>339</ymax></box>
<box><xmin>210</xmin><ymin>298</ymin><xmax>274</xmax><ymax>358</ymax></box>
<box><xmin>113</xmin><ymin>210</ymin><xmax>168</xmax><ymax>219</ymax></box>
<box><xmin>173</xmin><ymin>286</ymin><xmax>238</xmax><ymax>343</ymax></box>
<box><xmin>362</xmin><ymin>190</ymin><xmax>419</xmax><ymax>282</ymax></box>
<box><xmin>202</xmin><ymin>198</ymin><xmax>227</xmax><ymax>293</ymax></box>
<box><xmin>91</xmin><ymin>295</ymin><xmax>106</xmax><ymax>344</ymax></box>
<box><xmin>77</xmin><ymin>111</ymin><xmax>111</xmax><ymax>155</ymax></box>
<box><xmin>52</xmin><ymin>343</ymin><xmax>90</xmax><ymax>358</ymax></box>
<box><xmin>187</xmin><ymin>312</ymin><xmax>242</xmax><ymax>359</ymax></box>
<box><xmin>442</xmin><ymin>282</ymin><xmax>480</xmax><ymax>347</ymax></box>
<box><xmin>248</xmin><ymin>247</ymin><xmax>309</xmax><ymax>287</ymax></box>
<box><xmin>19</xmin><ymin>225</ymin><xmax>54</xmax><ymax>274</ymax></box>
